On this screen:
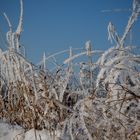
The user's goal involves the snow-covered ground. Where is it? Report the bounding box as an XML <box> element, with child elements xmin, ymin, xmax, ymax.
<box><xmin>0</xmin><ymin>120</ymin><xmax>60</xmax><ymax>140</ymax></box>
<box><xmin>0</xmin><ymin>121</ymin><xmax>23</xmax><ymax>140</ymax></box>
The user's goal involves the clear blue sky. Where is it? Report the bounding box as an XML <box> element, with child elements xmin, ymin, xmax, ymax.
<box><xmin>0</xmin><ymin>0</ymin><xmax>140</xmax><ymax>64</ymax></box>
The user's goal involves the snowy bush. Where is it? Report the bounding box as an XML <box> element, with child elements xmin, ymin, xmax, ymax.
<box><xmin>0</xmin><ymin>0</ymin><xmax>140</xmax><ymax>140</ymax></box>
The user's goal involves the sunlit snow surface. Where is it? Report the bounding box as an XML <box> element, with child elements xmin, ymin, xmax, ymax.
<box><xmin>0</xmin><ymin>121</ymin><xmax>61</xmax><ymax>140</ymax></box>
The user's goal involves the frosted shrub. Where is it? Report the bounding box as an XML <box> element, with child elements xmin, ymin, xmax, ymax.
<box><xmin>0</xmin><ymin>0</ymin><xmax>140</xmax><ymax>140</ymax></box>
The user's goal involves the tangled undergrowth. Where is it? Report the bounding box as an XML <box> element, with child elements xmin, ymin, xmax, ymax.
<box><xmin>0</xmin><ymin>0</ymin><xmax>140</xmax><ymax>140</ymax></box>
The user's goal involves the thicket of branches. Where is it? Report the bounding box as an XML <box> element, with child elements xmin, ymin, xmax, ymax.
<box><xmin>0</xmin><ymin>0</ymin><xmax>140</xmax><ymax>140</ymax></box>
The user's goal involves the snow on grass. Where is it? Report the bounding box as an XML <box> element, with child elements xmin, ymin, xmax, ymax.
<box><xmin>0</xmin><ymin>121</ymin><xmax>61</xmax><ymax>140</ymax></box>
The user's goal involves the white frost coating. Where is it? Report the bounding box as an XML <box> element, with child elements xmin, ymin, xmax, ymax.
<box><xmin>64</xmin><ymin>50</ymin><xmax>103</xmax><ymax>64</ymax></box>
<box><xmin>4</xmin><ymin>0</ymin><xmax>23</xmax><ymax>51</ymax></box>
<box><xmin>3</xmin><ymin>13</ymin><xmax>13</xmax><ymax>48</ymax></box>
<box><xmin>107</xmin><ymin>22</ymin><xmax>120</xmax><ymax>45</ymax></box>
<box><xmin>85</xmin><ymin>40</ymin><xmax>92</xmax><ymax>56</ymax></box>
<box><xmin>3</xmin><ymin>13</ymin><xmax>12</xmax><ymax>30</ymax></box>
<box><xmin>0</xmin><ymin>0</ymin><xmax>140</xmax><ymax>140</ymax></box>
<box><xmin>16</xmin><ymin>0</ymin><xmax>23</xmax><ymax>36</ymax></box>
<box><xmin>43</xmin><ymin>52</ymin><xmax>46</xmax><ymax>71</ymax></box>
<box><xmin>120</xmin><ymin>0</ymin><xmax>140</xmax><ymax>46</ymax></box>
<box><xmin>79</xmin><ymin>104</ymin><xmax>93</xmax><ymax>140</ymax></box>
<box><xmin>15</xmin><ymin>0</ymin><xmax>23</xmax><ymax>52</ymax></box>
<box><xmin>107</xmin><ymin>0</ymin><xmax>140</xmax><ymax>48</ymax></box>
<box><xmin>108</xmin><ymin>22</ymin><xmax>114</xmax><ymax>43</ymax></box>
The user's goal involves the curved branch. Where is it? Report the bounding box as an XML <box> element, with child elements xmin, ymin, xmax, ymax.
<box><xmin>16</xmin><ymin>0</ymin><xmax>23</xmax><ymax>37</ymax></box>
<box><xmin>3</xmin><ymin>13</ymin><xmax>12</xmax><ymax>32</ymax></box>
